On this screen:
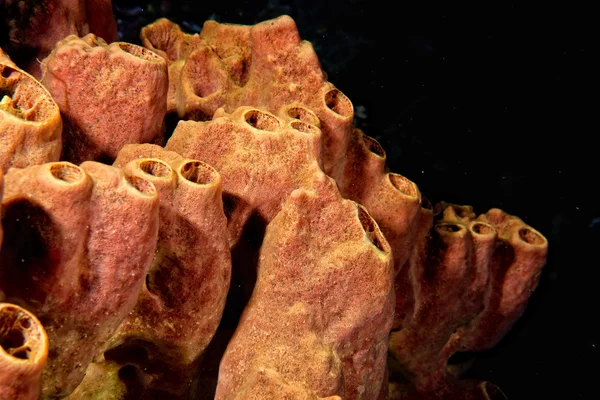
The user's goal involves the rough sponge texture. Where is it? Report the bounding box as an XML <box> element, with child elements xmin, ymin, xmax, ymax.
<box><xmin>88</xmin><ymin>144</ymin><xmax>230</xmax><ymax>397</ymax></box>
<box><xmin>1</xmin><ymin>175</ymin><xmax>50</xmax><ymax>400</ymax></box>
<box><xmin>215</xmin><ymin>176</ymin><xmax>394</xmax><ymax>400</ymax></box>
<box><xmin>167</xmin><ymin>107</ymin><xmax>415</xmax><ymax>399</ymax></box>
<box><xmin>0</xmin><ymin>0</ymin><xmax>118</xmax><ymax>78</ymax></box>
<box><xmin>0</xmin><ymin>303</ymin><xmax>49</xmax><ymax>400</ymax></box>
<box><xmin>166</xmin><ymin>105</ymin><xmax>327</xmax><ymax>244</ymax></box>
<box><xmin>0</xmin><ymin>161</ymin><xmax>159</xmax><ymax>398</ymax></box>
<box><xmin>166</xmin><ymin>107</ymin><xmax>333</xmax><ymax>390</ymax></box>
<box><xmin>40</xmin><ymin>34</ymin><xmax>168</xmax><ymax>164</ymax></box>
<box><xmin>141</xmin><ymin>16</ymin><xmax>353</xmax><ymax>173</ymax></box>
<box><xmin>141</xmin><ymin>17</ymin><xmax>423</xmax><ymax>276</ymax></box>
<box><xmin>0</xmin><ymin>58</ymin><xmax>62</xmax><ymax>172</ymax></box>
<box><xmin>388</xmin><ymin>203</ymin><xmax>548</xmax><ymax>399</ymax></box>
<box><xmin>334</xmin><ymin>130</ymin><xmax>423</xmax><ymax>276</ymax></box>
<box><xmin>141</xmin><ymin>17</ymin><xmax>329</xmax><ymax>119</ymax></box>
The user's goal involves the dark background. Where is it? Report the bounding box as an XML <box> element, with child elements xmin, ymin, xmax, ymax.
<box><xmin>113</xmin><ymin>1</ymin><xmax>597</xmax><ymax>398</ymax></box>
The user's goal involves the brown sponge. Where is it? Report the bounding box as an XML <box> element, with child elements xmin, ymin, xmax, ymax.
<box><xmin>40</xmin><ymin>34</ymin><xmax>168</xmax><ymax>164</ymax></box>
<box><xmin>0</xmin><ymin>303</ymin><xmax>49</xmax><ymax>400</ymax></box>
<box><xmin>216</xmin><ymin>176</ymin><xmax>394</xmax><ymax>400</ymax></box>
<box><xmin>388</xmin><ymin>203</ymin><xmax>548</xmax><ymax>399</ymax></box>
<box><xmin>1</xmin><ymin>58</ymin><xmax>62</xmax><ymax>172</ymax></box>
<box><xmin>0</xmin><ymin>161</ymin><xmax>159</xmax><ymax>398</ymax></box>
<box><xmin>84</xmin><ymin>144</ymin><xmax>231</xmax><ymax>397</ymax></box>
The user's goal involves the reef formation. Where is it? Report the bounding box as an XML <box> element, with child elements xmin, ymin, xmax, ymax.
<box><xmin>0</xmin><ymin>2</ymin><xmax>547</xmax><ymax>399</ymax></box>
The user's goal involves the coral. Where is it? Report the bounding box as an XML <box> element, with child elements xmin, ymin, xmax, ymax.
<box><xmin>0</xmin><ymin>161</ymin><xmax>159</xmax><ymax>398</ymax></box>
<box><xmin>40</xmin><ymin>34</ymin><xmax>168</xmax><ymax>164</ymax></box>
<box><xmin>0</xmin><ymin>303</ymin><xmax>49</xmax><ymax>400</ymax></box>
<box><xmin>0</xmin><ymin>0</ymin><xmax>118</xmax><ymax>77</ymax></box>
<box><xmin>215</xmin><ymin>176</ymin><xmax>394</xmax><ymax>400</ymax></box>
<box><xmin>0</xmin><ymin>56</ymin><xmax>62</xmax><ymax>172</ymax></box>
<box><xmin>388</xmin><ymin>203</ymin><xmax>548</xmax><ymax>399</ymax></box>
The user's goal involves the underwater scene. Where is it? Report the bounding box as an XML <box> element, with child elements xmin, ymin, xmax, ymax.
<box><xmin>0</xmin><ymin>1</ymin><xmax>595</xmax><ymax>399</ymax></box>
